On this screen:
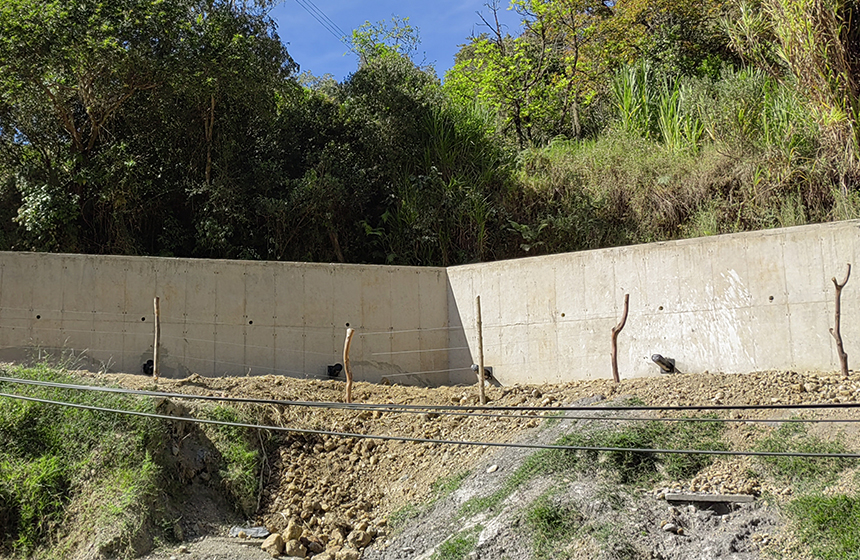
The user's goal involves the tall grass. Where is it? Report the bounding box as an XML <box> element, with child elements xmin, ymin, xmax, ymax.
<box><xmin>612</xmin><ymin>62</ymin><xmax>656</xmax><ymax>139</ymax></box>
<box><xmin>509</xmin><ymin>58</ymin><xmax>860</xmax><ymax>253</ymax></box>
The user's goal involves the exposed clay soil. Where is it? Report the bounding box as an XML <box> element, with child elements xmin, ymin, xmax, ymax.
<box><xmin>90</xmin><ymin>369</ymin><xmax>860</xmax><ymax>560</ymax></box>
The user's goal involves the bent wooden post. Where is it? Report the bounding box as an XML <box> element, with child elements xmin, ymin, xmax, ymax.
<box><xmin>830</xmin><ymin>264</ymin><xmax>851</xmax><ymax>378</ymax></box>
<box><xmin>343</xmin><ymin>327</ymin><xmax>355</xmax><ymax>403</ymax></box>
<box><xmin>611</xmin><ymin>294</ymin><xmax>630</xmax><ymax>384</ymax></box>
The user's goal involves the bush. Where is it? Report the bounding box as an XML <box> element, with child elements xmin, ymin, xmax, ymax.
<box><xmin>0</xmin><ymin>365</ymin><xmax>163</xmax><ymax>554</ymax></box>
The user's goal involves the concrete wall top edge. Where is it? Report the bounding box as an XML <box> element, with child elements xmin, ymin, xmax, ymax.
<box><xmin>0</xmin><ymin>251</ymin><xmax>448</xmax><ymax>275</ymax></box>
<box><xmin>446</xmin><ymin>219</ymin><xmax>860</xmax><ymax>273</ymax></box>
<box><xmin>5</xmin><ymin>219</ymin><xmax>857</xmax><ymax>275</ymax></box>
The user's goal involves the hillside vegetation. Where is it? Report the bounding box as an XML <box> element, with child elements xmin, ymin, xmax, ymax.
<box><xmin>1</xmin><ymin>0</ymin><xmax>859</xmax><ymax>264</ymax></box>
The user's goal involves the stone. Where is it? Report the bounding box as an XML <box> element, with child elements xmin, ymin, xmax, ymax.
<box><xmin>335</xmin><ymin>549</ymin><xmax>360</xmax><ymax>560</ymax></box>
<box><xmin>283</xmin><ymin>519</ymin><xmax>303</xmax><ymax>541</ymax></box>
<box><xmin>329</xmin><ymin>527</ymin><xmax>346</xmax><ymax>546</ymax></box>
<box><xmin>486</xmin><ymin>464</ymin><xmax>499</xmax><ymax>473</ymax></box>
<box><xmin>346</xmin><ymin>529</ymin><xmax>372</xmax><ymax>548</ymax></box>
<box><xmin>311</xmin><ymin>554</ymin><xmax>334</xmax><ymax>560</ymax></box>
<box><xmin>261</xmin><ymin>533</ymin><xmax>285</xmax><ymax>557</ymax></box>
<box><xmin>284</xmin><ymin>539</ymin><xmax>307</xmax><ymax>557</ymax></box>
<box><xmin>662</xmin><ymin>523</ymin><xmax>679</xmax><ymax>534</ymax></box>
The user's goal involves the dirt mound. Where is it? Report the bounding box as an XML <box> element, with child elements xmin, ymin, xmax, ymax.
<box><xmin>97</xmin><ymin>369</ymin><xmax>860</xmax><ymax>559</ymax></box>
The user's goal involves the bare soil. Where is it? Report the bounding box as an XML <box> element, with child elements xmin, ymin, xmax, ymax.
<box><xmin>93</xmin><ymin>369</ymin><xmax>860</xmax><ymax>559</ymax></box>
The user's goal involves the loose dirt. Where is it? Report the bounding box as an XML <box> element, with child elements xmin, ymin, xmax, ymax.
<box><xmin>94</xmin><ymin>369</ymin><xmax>860</xmax><ymax>560</ymax></box>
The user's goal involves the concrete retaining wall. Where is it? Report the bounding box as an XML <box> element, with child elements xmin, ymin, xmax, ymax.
<box><xmin>447</xmin><ymin>220</ymin><xmax>860</xmax><ymax>384</ymax></box>
<box><xmin>0</xmin><ymin>253</ymin><xmax>450</xmax><ymax>385</ymax></box>
<box><xmin>0</xmin><ymin>220</ymin><xmax>857</xmax><ymax>385</ymax></box>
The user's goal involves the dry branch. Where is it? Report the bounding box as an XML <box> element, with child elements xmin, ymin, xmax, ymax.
<box><xmin>343</xmin><ymin>328</ymin><xmax>355</xmax><ymax>403</ymax></box>
<box><xmin>611</xmin><ymin>293</ymin><xmax>630</xmax><ymax>384</ymax></box>
<box><xmin>830</xmin><ymin>264</ymin><xmax>851</xmax><ymax>377</ymax></box>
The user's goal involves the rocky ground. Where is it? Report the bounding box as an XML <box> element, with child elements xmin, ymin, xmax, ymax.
<box><xmin>95</xmin><ymin>369</ymin><xmax>860</xmax><ymax>560</ymax></box>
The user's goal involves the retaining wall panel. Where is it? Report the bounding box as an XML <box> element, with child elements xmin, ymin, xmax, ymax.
<box><xmin>243</xmin><ymin>263</ymin><xmax>276</xmax><ymax>328</ymax></box>
<box><xmin>787</xmin><ymin>302</ymin><xmax>834</xmax><ymax>369</ymax></box>
<box><xmin>273</xmin><ymin>267</ymin><xmax>304</xmax><ymax>329</ymax></box>
<box><xmin>749</xmin><ymin>304</ymin><xmax>792</xmax><ymax>370</ymax></box>
<box><xmin>676</xmin><ymin>242</ymin><xmax>715</xmax><ymax>313</ymax></box>
<box><xmin>274</xmin><ymin>326</ymin><xmax>305</xmax><ymax>377</ymax></box>
<box><xmin>744</xmin><ymin>235</ymin><xmax>788</xmax><ymax>308</ymax></box>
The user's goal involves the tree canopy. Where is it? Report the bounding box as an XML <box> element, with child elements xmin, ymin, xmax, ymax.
<box><xmin>0</xmin><ymin>0</ymin><xmax>857</xmax><ymax>266</ymax></box>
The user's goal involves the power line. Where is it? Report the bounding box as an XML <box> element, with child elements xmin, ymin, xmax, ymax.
<box><xmin>4</xmin><ymin>376</ymin><xmax>860</xmax><ymax>432</ymax></box>
<box><xmin>2</xmin><ymin>390</ymin><xmax>860</xmax><ymax>459</ymax></box>
<box><xmin>293</xmin><ymin>0</ymin><xmax>355</xmax><ymax>54</ymax></box>
<box><xmin>2</xmin><ymin>375</ymin><xmax>860</xmax><ymax>414</ymax></box>
<box><xmin>298</xmin><ymin>0</ymin><xmax>350</xmax><ymax>39</ymax></box>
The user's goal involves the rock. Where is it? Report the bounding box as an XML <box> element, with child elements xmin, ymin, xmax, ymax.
<box><xmin>486</xmin><ymin>464</ymin><xmax>499</xmax><ymax>473</ymax></box>
<box><xmin>329</xmin><ymin>527</ymin><xmax>346</xmax><ymax>546</ymax></box>
<box><xmin>261</xmin><ymin>533</ymin><xmax>285</xmax><ymax>557</ymax></box>
<box><xmin>311</xmin><ymin>554</ymin><xmax>334</xmax><ymax>560</ymax></box>
<box><xmin>662</xmin><ymin>523</ymin><xmax>679</xmax><ymax>534</ymax></box>
<box><xmin>335</xmin><ymin>549</ymin><xmax>360</xmax><ymax>560</ymax></box>
<box><xmin>178</xmin><ymin>545</ymin><xmax>189</xmax><ymax>554</ymax></box>
<box><xmin>346</xmin><ymin>529</ymin><xmax>372</xmax><ymax>548</ymax></box>
<box><xmin>283</xmin><ymin>519</ymin><xmax>303</xmax><ymax>541</ymax></box>
<box><xmin>284</xmin><ymin>539</ymin><xmax>307</xmax><ymax>557</ymax></box>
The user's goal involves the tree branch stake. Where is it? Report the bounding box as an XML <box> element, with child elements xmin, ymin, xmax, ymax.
<box><xmin>830</xmin><ymin>264</ymin><xmax>851</xmax><ymax>378</ymax></box>
<box><xmin>611</xmin><ymin>293</ymin><xmax>630</xmax><ymax>384</ymax></box>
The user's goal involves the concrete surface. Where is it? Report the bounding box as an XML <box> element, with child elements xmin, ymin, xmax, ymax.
<box><xmin>446</xmin><ymin>220</ymin><xmax>860</xmax><ymax>384</ymax></box>
<box><xmin>0</xmin><ymin>220</ymin><xmax>857</xmax><ymax>385</ymax></box>
<box><xmin>0</xmin><ymin>254</ymin><xmax>449</xmax><ymax>385</ymax></box>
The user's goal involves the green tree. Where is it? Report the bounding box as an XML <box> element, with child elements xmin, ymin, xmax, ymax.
<box><xmin>0</xmin><ymin>0</ymin><xmax>297</xmax><ymax>254</ymax></box>
<box><xmin>351</xmin><ymin>16</ymin><xmax>422</xmax><ymax>65</ymax></box>
<box><xmin>445</xmin><ymin>0</ymin><xmax>620</xmax><ymax>147</ymax></box>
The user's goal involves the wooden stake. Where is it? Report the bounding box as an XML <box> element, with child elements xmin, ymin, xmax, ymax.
<box><xmin>343</xmin><ymin>327</ymin><xmax>355</xmax><ymax>403</ymax></box>
<box><xmin>476</xmin><ymin>296</ymin><xmax>486</xmax><ymax>405</ymax></box>
<box><xmin>830</xmin><ymin>264</ymin><xmax>851</xmax><ymax>378</ymax></box>
<box><xmin>153</xmin><ymin>296</ymin><xmax>160</xmax><ymax>380</ymax></box>
<box><xmin>611</xmin><ymin>293</ymin><xmax>630</xmax><ymax>384</ymax></box>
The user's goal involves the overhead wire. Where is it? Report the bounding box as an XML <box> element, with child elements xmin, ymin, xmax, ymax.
<box><xmin>2</xmin><ymin>389</ymin><xmax>859</xmax><ymax>460</ymax></box>
<box><xmin>293</xmin><ymin>0</ymin><xmax>355</xmax><ymax>54</ymax></box>
<box><xmin>2</xmin><ymin>375</ymin><xmax>860</xmax><ymax>418</ymax></box>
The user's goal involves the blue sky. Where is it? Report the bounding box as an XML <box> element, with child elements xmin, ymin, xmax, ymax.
<box><xmin>269</xmin><ymin>0</ymin><xmax>523</xmax><ymax>82</ymax></box>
